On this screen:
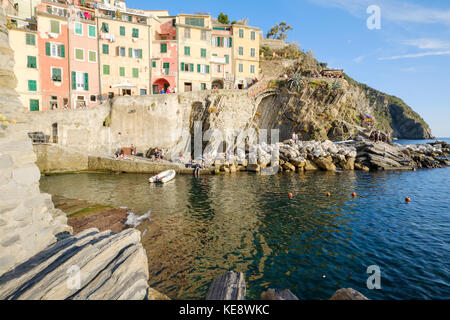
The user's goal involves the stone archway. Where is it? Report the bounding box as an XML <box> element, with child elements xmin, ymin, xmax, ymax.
<box><xmin>212</xmin><ymin>79</ymin><xmax>224</xmax><ymax>90</ymax></box>
<box><xmin>153</xmin><ymin>78</ymin><xmax>170</xmax><ymax>94</ymax></box>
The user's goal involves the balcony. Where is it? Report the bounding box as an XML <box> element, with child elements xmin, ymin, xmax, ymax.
<box><xmin>211</xmin><ymin>56</ymin><xmax>226</xmax><ymax>64</ymax></box>
<box><xmin>153</xmin><ymin>69</ymin><xmax>177</xmax><ymax>77</ymax></box>
<box><xmin>7</xmin><ymin>17</ymin><xmax>37</xmax><ymax>32</ymax></box>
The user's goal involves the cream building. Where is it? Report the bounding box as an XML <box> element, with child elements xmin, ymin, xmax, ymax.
<box><xmin>232</xmin><ymin>23</ymin><xmax>260</xmax><ymax>89</ymax></box>
<box><xmin>97</xmin><ymin>11</ymin><xmax>151</xmax><ymax>99</ymax></box>
<box><xmin>177</xmin><ymin>14</ymin><xmax>212</xmax><ymax>92</ymax></box>
<box><xmin>7</xmin><ymin>17</ymin><xmax>41</xmax><ymax>111</ymax></box>
<box><xmin>211</xmin><ymin>22</ymin><xmax>233</xmax><ymax>89</ymax></box>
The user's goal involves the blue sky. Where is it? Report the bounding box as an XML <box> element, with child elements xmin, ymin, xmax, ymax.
<box><xmin>128</xmin><ymin>0</ymin><xmax>450</xmax><ymax>137</ymax></box>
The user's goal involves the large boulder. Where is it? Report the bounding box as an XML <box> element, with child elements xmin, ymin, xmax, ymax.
<box><xmin>313</xmin><ymin>157</ymin><xmax>336</xmax><ymax>171</ymax></box>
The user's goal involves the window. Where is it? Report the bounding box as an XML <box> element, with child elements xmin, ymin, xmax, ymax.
<box><xmin>140</xmin><ymin>89</ymin><xmax>147</xmax><ymax>95</ymax></box>
<box><xmin>201</xmin><ymin>48</ymin><xmax>206</xmax><ymax>58</ymax></box>
<box><xmin>90</xmin><ymin>95</ymin><xmax>97</xmax><ymax>102</ymax></box>
<box><xmin>88</xmin><ymin>25</ymin><xmax>96</xmax><ymax>37</ymax></box>
<box><xmin>251</xmin><ymin>48</ymin><xmax>256</xmax><ymax>57</ymax></box>
<box><xmin>239</xmin><ymin>63</ymin><xmax>243</xmax><ymax>73</ymax></box>
<box><xmin>132</xmin><ymin>68</ymin><xmax>139</xmax><ymax>78</ymax></box>
<box><xmin>239</xmin><ymin>46</ymin><xmax>244</xmax><ymax>56</ymax></box>
<box><xmin>117</xmin><ymin>46</ymin><xmax>126</xmax><ymax>57</ymax></box>
<box><xmin>163</xmin><ymin>62</ymin><xmax>170</xmax><ymax>74</ymax></box>
<box><xmin>28</xmin><ymin>80</ymin><xmax>37</xmax><ymax>91</ymax></box>
<box><xmin>152</xmin><ymin>61</ymin><xmax>156</xmax><ymax>68</ymax></box>
<box><xmin>184</xmin><ymin>46</ymin><xmax>190</xmax><ymax>56</ymax></box>
<box><xmin>250</xmin><ymin>64</ymin><xmax>255</xmax><ymax>74</ymax></box>
<box><xmin>225</xmin><ymin>54</ymin><xmax>230</xmax><ymax>64</ymax></box>
<box><xmin>119</xmin><ymin>67</ymin><xmax>125</xmax><ymax>76</ymax></box>
<box><xmin>75</xmin><ymin>48</ymin><xmax>84</xmax><ymax>61</ymax></box>
<box><xmin>215</xmin><ymin>65</ymin><xmax>221</xmax><ymax>72</ymax></box>
<box><xmin>72</xmin><ymin>71</ymin><xmax>88</xmax><ymax>91</ymax></box>
<box><xmin>185</xmin><ymin>17</ymin><xmax>204</xmax><ymax>27</ymax></box>
<box><xmin>251</xmin><ymin>31</ymin><xmax>256</xmax><ymax>40</ymax></box>
<box><xmin>51</xmin><ymin>67</ymin><xmax>62</xmax><ymax>82</ymax></box>
<box><xmin>26</xmin><ymin>33</ymin><xmax>35</xmax><ymax>45</ymax></box>
<box><xmin>46</xmin><ymin>43</ymin><xmax>65</xmax><ymax>58</ymax></box>
<box><xmin>50</xmin><ymin>20</ymin><xmax>60</xmax><ymax>34</ymax></box>
<box><xmin>101</xmin><ymin>22</ymin><xmax>109</xmax><ymax>33</ymax></box>
<box><xmin>102</xmin><ymin>44</ymin><xmax>109</xmax><ymax>54</ymax></box>
<box><xmin>88</xmin><ymin>51</ymin><xmax>97</xmax><ymax>62</ymax></box>
<box><xmin>184</xmin><ymin>28</ymin><xmax>191</xmax><ymax>39</ymax></box>
<box><xmin>201</xmin><ymin>83</ymin><xmax>207</xmax><ymax>90</ymax></box>
<box><xmin>181</xmin><ymin>63</ymin><xmax>193</xmax><ymax>72</ymax></box>
<box><xmin>161</xmin><ymin>43</ymin><xmax>167</xmax><ymax>53</ymax></box>
<box><xmin>201</xmin><ymin>30</ymin><xmax>207</xmax><ymax>41</ymax></box>
<box><xmin>197</xmin><ymin>64</ymin><xmax>209</xmax><ymax>74</ymax></box>
<box><xmin>74</xmin><ymin>22</ymin><xmax>83</xmax><ymax>35</ymax></box>
<box><xmin>29</xmin><ymin>99</ymin><xmax>39</xmax><ymax>111</ymax></box>
<box><xmin>103</xmin><ymin>64</ymin><xmax>110</xmax><ymax>75</ymax></box>
<box><xmin>120</xmin><ymin>26</ymin><xmax>125</xmax><ymax>36</ymax></box>
<box><xmin>132</xmin><ymin>28</ymin><xmax>139</xmax><ymax>38</ymax></box>
<box><xmin>27</xmin><ymin>56</ymin><xmax>37</xmax><ymax>68</ymax></box>
<box><xmin>134</xmin><ymin>49</ymin><xmax>142</xmax><ymax>59</ymax></box>
<box><xmin>229</xmin><ymin>37</ymin><xmax>232</xmax><ymax>47</ymax></box>
<box><xmin>239</xmin><ymin>29</ymin><xmax>244</xmax><ymax>38</ymax></box>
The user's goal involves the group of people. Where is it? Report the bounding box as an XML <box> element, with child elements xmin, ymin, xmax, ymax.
<box><xmin>159</xmin><ymin>87</ymin><xmax>176</xmax><ymax>94</ymax></box>
<box><xmin>154</xmin><ymin>148</ymin><xmax>165</xmax><ymax>161</ymax></box>
<box><xmin>370</xmin><ymin>130</ymin><xmax>388</xmax><ymax>143</ymax></box>
<box><xmin>114</xmin><ymin>144</ymin><xmax>137</xmax><ymax>160</ymax></box>
<box><xmin>291</xmin><ymin>132</ymin><xmax>300</xmax><ymax>143</ymax></box>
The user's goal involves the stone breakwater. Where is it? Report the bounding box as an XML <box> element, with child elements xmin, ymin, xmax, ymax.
<box><xmin>210</xmin><ymin>139</ymin><xmax>449</xmax><ymax>174</ymax></box>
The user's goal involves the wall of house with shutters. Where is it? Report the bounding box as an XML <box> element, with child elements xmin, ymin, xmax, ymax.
<box><xmin>36</xmin><ymin>8</ymin><xmax>70</xmax><ymax>111</ymax></box>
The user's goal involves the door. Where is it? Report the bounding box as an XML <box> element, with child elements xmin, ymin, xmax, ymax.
<box><xmin>153</xmin><ymin>84</ymin><xmax>159</xmax><ymax>94</ymax></box>
<box><xmin>184</xmin><ymin>82</ymin><xmax>192</xmax><ymax>92</ymax></box>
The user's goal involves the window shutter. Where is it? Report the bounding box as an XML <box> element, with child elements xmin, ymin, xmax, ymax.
<box><xmin>139</xmin><ymin>49</ymin><xmax>143</xmax><ymax>59</ymax></box>
<box><xmin>190</xmin><ymin>64</ymin><xmax>194</xmax><ymax>72</ymax></box>
<box><xmin>84</xmin><ymin>73</ymin><xmax>89</xmax><ymax>91</ymax></box>
<box><xmin>197</xmin><ymin>64</ymin><xmax>200</xmax><ymax>73</ymax></box>
<box><xmin>46</xmin><ymin>42</ymin><xmax>51</xmax><ymax>56</ymax></box>
<box><xmin>72</xmin><ymin>72</ymin><xmax>76</xmax><ymax>90</ymax></box>
<box><xmin>60</xmin><ymin>45</ymin><xmax>65</xmax><ymax>58</ymax></box>
<box><xmin>206</xmin><ymin>65</ymin><xmax>210</xmax><ymax>74</ymax></box>
<box><xmin>229</xmin><ymin>38</ymin><xmax>232</xmax><ymax>47</ymax></box>
<box><xmin>129</xmin><ymin>48</ymin><xmax>132</xmax><ymax>57</ymax></box>
<box><xmin>116</xmin><ymin>46</ymin><xmax>120</xmax><ymax>56</ymax></box>
<box><xmin>181</xmin><ymin>62</ymin><xmax>184</xmax><ymax>71</ymax></box>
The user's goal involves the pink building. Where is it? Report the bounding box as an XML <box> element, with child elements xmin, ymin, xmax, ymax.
<box><xmin>151</xmin><ymin>16</ymin><xmax>177</xmax><ymax>93</ymax></box>
<box><xmin>68</xmin><ymin>1</ymin><xmax>99</xmax><ymax>108</ymax></box>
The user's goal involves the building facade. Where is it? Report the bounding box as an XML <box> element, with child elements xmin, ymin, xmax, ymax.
<box><xmin>177</xmin><ymin>14</ymin><xmax>212</xmax><ymax>92</ymax></box>
<box><xmin>232</xmin><ymin>23</ymin><xmax>260</xmax><ymax>89</ymax></box>
<box><xmin>211</xmin><ymin>22</ymin><xmax>233</xmax><ymax>89</ymax></box>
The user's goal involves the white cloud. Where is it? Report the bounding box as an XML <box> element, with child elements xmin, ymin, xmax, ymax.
<box><xmin>378</xmin><ymin>50</ymin><xmax>450</xmax><ymax>60</ymax></box>
<box><xmin>402</xmin><ymin>39</ymin><xmax>450</xmax><ymax>50</ymax></box>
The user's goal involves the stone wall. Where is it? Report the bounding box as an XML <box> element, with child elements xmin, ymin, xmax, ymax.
<box><xmin>0</xmin><ymin>9</ymin><xmax>70</xmax><ymax>276</ymax></box>
<box><xmin>34</xmin><ymin>144</ymin><xmax>89</xmax><ymax>173</ymax></box>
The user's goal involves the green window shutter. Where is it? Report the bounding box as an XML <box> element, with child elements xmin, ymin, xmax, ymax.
<box><xmin>201</xmin><ymin>48</ymin><xmax>206</xmax><ymax>58</ymax></box>
<box><xmin>75</xmin><ymin>48</ymin><xmax>83</xmax><ymax>60</ymax></box>
<box><xmin>101</xmin><ymin>23</ymin><xmax>109</xmax><ymax>33</ymax></box>
<box><xmin>102</xmin><ymin>44</ymin><xmax>109</xmax><ymax>54</ymax></box>
<box><xmin>27</xmin><ymin>56</ymin><xmax>37</xmax><ymax>68</ymax></box>
<box><xmin>29</xmin><ymin>99</ymin><xmax>39</xmax><ymax>111</ymax></box>
<box><xmin>120</xmin><ymin>26</ymin><xmax>125</xmax><ymax>36</ymax></box>
<box><xmin>152</xmin><ymin>61</ymin><xmax>156</xmax><ymax>68</ymax></box>
<box><xmin>28</xmin><ymin>80</ymin><xmax>37</xmax><ymax>91</ymax></box>
<box><xmin>225</xmin><ymin>55</ymin><xmax>229</xmax><ymax>64</ymax></box>
<box><xmin>189</xmin><ymin>64</ymin><xmax>194</xmax><ymax>72</ymax></box>
<box><xmin>206</xmin><ymin>65</ymin><xmax>210</xmax><ymax>74</ymax></box>
<box><xmin>129</xmin><ymin>48</ymin><xmax>132</xmax><ymax>57</ymax></box>
<box><xmin>51</xmin><ymin>20</ymin><xmax>59</xmax><ymax>34</ymax></box>
<box><xmin>163</xmin><ymin>62</ymin><xmax>170</xmax><ymax>69</ymax></box>
<box><xmin>103</xmin><ymin>64</ymin><xmax>110</xmax><ymax>75</ymax></box>
<box><xmin>132</xmin><ymin>28</ymin><xmax>139</xmax><ymax>38</ymax></box>
<box><xmin>119</xmin><ymin>67</ymin><xmax>125</xmax><ymax>76</ymax></box>
<box><xmin>52</xmin><ymin>68</ymin><xmax>61</xmax><ymax>82</ymax></box>
<box><xmin>60</xmin><ymin>45</ymin><xmax>65</xmax><ymax>58</ymax></box>
<box><xmin>72</xmin><ymin>71</ymin><xmax>76</xmax><ymax>90</ymax></box>
<box><xmin>161</xmin><ymin>43</ymin><xmax>167</xmax><ymax>53</ymax></box>
<box><xmin>89</xmin><ymin>25</ymin><xmax>96</xmax><ymax>37</ymax></box>
<box><xmin>181</xmin><ymin>62</ymin><xmax>184</xmax><ymax>71</ymax></box>
<box><xmin>84</xmin><ymin>73</ymin><xmax>89</xmax><ymax>90</ymax></box>
<box><xmin>229</xmin><ymin>38</ymin><xmax>232</xmax><ymax>47</ymax></box>
<box><xmin>75</xmin><ymin>22</ymin><xmax>82</xmax><ymax>35</ymax></box>
<box><xmin>26</xmin><ymin>33</ymin><xmax>35</xmax><ymax>45</ymax></box>
<box><xmin>89</xmin><ymin>51</ymin><xmax>96</xmax><ymax>62</ymax></box>
<box><xmin>45</xmin><ymin>42</ymin><xmax>51</xmax><ymax>56</ymax></box>
<box><xmin>138</xmin><ymin>49</ymin><xmax>143</xmax><ymax>59</ymax></box>
<box><xmin>184</xmin><ymin>46</ymin><xmax>190</xmax><ymax>56</ymax></box>
<box><xmin>133</xmin><ymin>68</ymin><xmax>139</xmax><ymax>78</ymax></box>
<box><xmin>197</xmin><ymin>64</ymin><xmax>200</xmax><ymax>73</ymax></box>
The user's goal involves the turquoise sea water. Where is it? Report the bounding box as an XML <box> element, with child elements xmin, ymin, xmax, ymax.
<box><xmin>39</xmin><ymin>139</ymin><xmax>450</xmax><ymax>300</ymax></box>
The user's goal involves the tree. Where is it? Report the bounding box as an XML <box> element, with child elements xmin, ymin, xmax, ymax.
<box><xmin>266</xmin><ymin>22</ymin><xmax>293</xmax><ymax>40</ymax></box>
<box><xmin>218</xmin><ymin>12</ymin><xmax>230</xmax><ymax>24</ymax></box>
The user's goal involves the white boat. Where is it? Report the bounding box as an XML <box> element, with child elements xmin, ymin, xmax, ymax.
<box><xmin>149</xmin><ymin>170</ymin><xmax>176</xmax><ymax>184</ymax></box>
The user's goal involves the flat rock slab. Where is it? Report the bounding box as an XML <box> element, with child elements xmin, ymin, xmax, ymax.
<box><xmin>0</xmin><ymin>228</ymin><xmax>150</xmax><ymax>300</ymax></box>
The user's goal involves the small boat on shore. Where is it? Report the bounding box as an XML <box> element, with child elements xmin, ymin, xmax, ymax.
<box><xmin>149</xmin><ymin>170</ymin><xmax>176</xmax><ymax>184</ymax></box>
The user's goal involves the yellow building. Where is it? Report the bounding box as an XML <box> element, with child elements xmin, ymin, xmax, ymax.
<box><xmin>177</xmin><ymin>14</ymin><xmax>212</xmax><ymax>92</ymax></box>
<box><xmin>211</xmin><ymin>22</ymin><xmax>233</xmax><ymax>89</ymax></box>
<box><xmin>97</xmin><ymin>8</ymin><xmax>151</xmax><ymax>99</ymax></box>
<box><xmin>7</xmin><ymin>17</ymin><xmax>42</xmax><ymax>111</ymax></box>
<box><xmin>232</xmin><ymin>23</ymin><xmax>260</xmax><ymax>89</ymax></box>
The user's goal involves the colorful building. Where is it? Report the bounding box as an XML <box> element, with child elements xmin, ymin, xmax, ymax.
<box><xmin>150</xmin><ymin>15</ymin><xmax>177</xmax><ymax>94</ymax></box>
<box><xmin>97</xmin><ymin>4</ymin><xmax>151</xmax><ymax>99</ymax></box>
<box><xmin>232</xmin><ymin>22</ymin><xmax>260</xmax><ymax>89</ymax></box>
<box><xmin>7</xmin><ymin>16</ymin><xmax>41</xmax><ymax>111</ymax></box>
<box><xmin>211</xmin><ymin>22</ymin><xmax>233</xmax><ymax>89</ymax></box>
<box><xmin>177</xmin><ymin>14</ymin><xmax>212</xmax><ymax>92</ymax></box>
<box><xmin>36</xmin><ymin>1</ymin><xmax>70</xmax><ymax>111</ymax></box>
<box><xmin>68</xmin><ymin>1</ymin><xmax>100</xmax><ymax>108</ymax></box>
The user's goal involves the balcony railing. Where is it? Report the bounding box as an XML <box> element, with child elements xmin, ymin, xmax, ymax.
<box><xmin>153</xmin><ymin>69</ymin><xmax>177</xmax><ymax>77</ymax></box>
<box><xmin>211</xmin><ymin>56</ymin><xmax>226</xmax><ymax>64</ymax></box>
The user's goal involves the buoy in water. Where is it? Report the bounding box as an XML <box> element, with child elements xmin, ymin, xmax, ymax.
<box><xmin>288</xmin><ymin>193</ymin><xmax>293</xmax><ymax>200</ymax></box>
<box><xmin>405</xmin><ymin>197</ymin><xmax>411</xmax><ymax>203</ymax></box>
<box><xmin>326</xmin><ymin>192</ymin><xmax>331</xmax><ymax>197</ymax></box>
<box><xmin>352</xmin><ymin>192</ymin><xmax>357</xmax><ymax>198</ymax></box>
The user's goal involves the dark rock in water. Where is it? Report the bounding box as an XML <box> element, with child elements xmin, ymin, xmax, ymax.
<box><xmin>329</xmin><ymin>288</ymin><xmax>369</xmax><ymax>300</ymax></box>
<box><xmin>261</xmin><ymin>288</ymin><xmax>299</xmax><ymax>300</ymax></box>
<box><xmin>206</xmin><ymin>271</ymin><xmax>246</xmax><ymax>300</ymax></box>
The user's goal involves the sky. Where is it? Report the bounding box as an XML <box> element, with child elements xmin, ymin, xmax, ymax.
<box><xmin>128</xmin><ymin>0</ymin><xmax>450</xmax><ymax>137</ymax></box>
